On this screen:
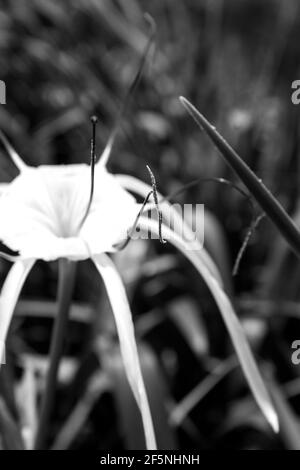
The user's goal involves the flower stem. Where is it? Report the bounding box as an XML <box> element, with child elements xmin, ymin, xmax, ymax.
<box><xmin>34</xmin><ymin>259</ymin><xmax>76</xmax><ymax>449</ymax></box>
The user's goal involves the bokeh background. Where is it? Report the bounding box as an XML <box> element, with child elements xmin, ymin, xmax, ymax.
<box><xmin>0</xmin><ymin>0</ymin><xmax>300</xmax><ymax>450</ymax></box>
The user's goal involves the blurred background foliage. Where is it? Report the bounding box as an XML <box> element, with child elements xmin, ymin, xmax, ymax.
<box><xmin>1</xmin><ymin>0</ymin><xmax>300</xmax><ymax>450</ymax></box>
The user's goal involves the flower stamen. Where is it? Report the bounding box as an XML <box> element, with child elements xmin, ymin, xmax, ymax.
<box><xmin>113</xmin><ymin>165</ymin><xmax>166</xmax><ymax>250</ymax></box>
<box><xmin>146</xmin><ymin>165</ymin><xmax>166</xmax><ymax>244</ymax></box>
<box><xmin>114</xmin><ymin>189</ymin><xmax>153</xmax><ymax>251</ymax></box>
<box><xmin>78</xmin><ymin>115</ymin><xmax>98</xmax><ymax>230</ymax></box>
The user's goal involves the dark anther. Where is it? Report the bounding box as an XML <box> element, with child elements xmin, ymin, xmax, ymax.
<box><xmin>146</xmin><ymin>165</ymin><xmax>166</xmax><ymax>244</ymax></box>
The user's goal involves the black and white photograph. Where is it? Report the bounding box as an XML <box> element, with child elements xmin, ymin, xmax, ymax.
<box><xmin>0</xmin><ymin>0</ymin><xmax>299</xmax><ymax>455</ymax></box>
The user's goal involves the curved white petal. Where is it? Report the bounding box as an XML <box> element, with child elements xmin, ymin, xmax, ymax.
<box><xmin>93</xmin><ymin>253</ymin><xmax>156</xmax><ymax>450</ymax></box>
<box><xmin>116</xmin><ymin>173</ymin><xmax>223</xmax><ymax>286</ymax></box>
<box><xmin>138</xmin><ymin>217</ymin><xmax>279</xmax><ymax>433</ymax></box>
<box><xmin>0</xmin><ymin>260</ymin><xmax>35</xmax><ymax>363</ymax></box>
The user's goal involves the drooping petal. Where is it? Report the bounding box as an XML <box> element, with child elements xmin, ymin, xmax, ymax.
<box><xmin>93</xmin><ymin>253</ymin><xmax>156</xmax><ymax>450</ymax></box>
<box><xmin>138</xmin><ymin>217</ymin><xmax>279</xmax><ymax>433</ymax></box>
<box><xmin>0</xmin><ymin>131</ymin><xmax>27</xmax><ymax>172</ymax></box>
<box><xmin>116</xmin><ymin>173</ymin><xmax>223</xmax><ymax>285</ymax></box>
<box><xmin>0</xmin><ymin>260</ymin><xmax>35</xmax><ymax>363</ymax></box>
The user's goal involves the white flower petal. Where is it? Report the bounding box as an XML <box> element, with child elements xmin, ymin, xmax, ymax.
<box><xmin>138</xmin><ymin>217</ymin><xmax>279</xmax><ymax>434</ymax></box>
<box><xmin>6</xmin><ymin>234</ymin><xmax>90</xmax><ymax>262</ymax></box>
<box><xmin>80</xmin><ymin>167</ymin><xmax>140</xmax><ymax>254</ymax></box>
<box><xmin>0</xmin><ymin>165</ymin><xmax>139</xmax><ymax>261</ymax></box>
<box><xmin>93</xmin><ymin>253</ymin><xmax>156</xmax><ymax>450</ymax></box>
<box><xmin>0</xmin><ymin>260</ymin><xmax>35</xmax><ymax>363</ymax></box>
<box><xmin>0</xmin><ymin>183</ymin><xmax>8</xmax><ymax>195</ymax></box>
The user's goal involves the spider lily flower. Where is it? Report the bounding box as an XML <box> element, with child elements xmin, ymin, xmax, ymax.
<box><xmin>0</xmin><ymin>129</ymin><xmax>278</xmax><ymax>449</ymax></box>
<box><xmin>0</xmin><ymin>135</ymin><xmax>158</xmax><ymax>448</ymax></box>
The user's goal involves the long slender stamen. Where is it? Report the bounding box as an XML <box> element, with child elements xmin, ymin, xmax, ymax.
<box><xmin>162</xmin><ymin>177</ymin><xmax>253</xmax><ymax>206</ymax></box>
<box><xmin>78</xmin><ymin>116</ymin><xmax>98</xmax><ymax>230</ymax></box>
<box><xmin>161</xmin><ymin>176</ymin><xmax>264</xmax><ymax>277</ymax></box>
<box><xmin>99</xmin><ymin>14</ymin><xmax>156</xmax><ymax>167</ymax></box>
<box><xmin>114</xmin><ymin>165</ymin><xmax>167</xmax><ymax>251</ymax></box>
<box><xmin>146</xmin><ymin>165</ymin><xmax>166</xmax><ymax>244</ymax></box>
<box><xmin>113</xmin><ymin>190</ymin><xmax>153</xmax><ymax>251</ymax></box>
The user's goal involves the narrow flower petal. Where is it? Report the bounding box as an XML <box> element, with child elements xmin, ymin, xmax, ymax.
<box><xmin>93</xmin><ymin>253</ymin><xmax>157</xmax><ymax>450</ymax></box>
<box><xmin>116</xmin><ymin>173</ymin><xmax>223</xmax><ymax>286</ymax></box>
<box><xmin>138</xmin><ymin>217</ymin><xmax>279</xmax><ymax>433</ymax></box>
<box><xmin>0</xmin><ymin>131</ymin><xmax>27</xmax><ymax>172</ymax></box>
<box><xmin>0</xmin><ymin>260</ymin><xmax>35</xmax><ymax>363</ymax></box>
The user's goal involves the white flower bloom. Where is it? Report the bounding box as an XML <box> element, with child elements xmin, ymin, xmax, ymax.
<box><xmin>0</xmin><ymin>135</ymin><xmax>159</xmax><ymax>449</ymax></box>
<box><xmin>0</xmin><ymin>129</ymin><xmax>278</xmax><ymax>450</ymax></box>
<box><xmin>0</xmin><ymin>164</ymin><xmax>139</xmax><ymax>261</ymax></box>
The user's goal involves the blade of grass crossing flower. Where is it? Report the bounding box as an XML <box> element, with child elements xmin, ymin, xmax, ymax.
<box><xmin>180</xmin><ymin>96</ymin><xmax>300</xmax><ymax>259</ymax></box>
<box><xmin>138</xmin><ymin>217</ymin><xmax>279</xmax><ymax>433</ymax></box>
<box><xmin>93</xmin><ymin>253</ymin><xmax>157</xmax><ymax>450</ymax></box>
<box><xmin>116</xmin><ymin>173</ymin><xmax>223</xmax><ymax>286</ymax></box>
<box><xmin>0</xmin><ymin>260</ymin><xmax>35</xmax><ymax>365</ymax></box>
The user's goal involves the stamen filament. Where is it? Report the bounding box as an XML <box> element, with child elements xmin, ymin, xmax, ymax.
<box><xmin>146</xmin><ymin>165</ymin><xmax>166</xmax><ymax>244</ymax></box>
<box><xmin>114</xmin><ymin>190</ymin><xmax>153</xmax><ymax>251</ymax></box>
<box><xmin>78</xmin><ymin>116</ymin><xmax>98</xmax><ymax>230</ymax></box>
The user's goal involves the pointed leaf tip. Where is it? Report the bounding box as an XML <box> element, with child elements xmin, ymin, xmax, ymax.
<box><xmin>269</xmin><ymin>406</ymin><xmax>280</xmax><ymax>434</ymax></box>
<box><xmin>180</xmin><ymin>96</ymin><xmax>300</xmax><ymax>260</ymax></box>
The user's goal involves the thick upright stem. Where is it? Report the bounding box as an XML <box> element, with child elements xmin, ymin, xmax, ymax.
<box><xmin>34</xmin><ymin>259</ymin><xmax>76</xmax><ymax>449</ymax></box>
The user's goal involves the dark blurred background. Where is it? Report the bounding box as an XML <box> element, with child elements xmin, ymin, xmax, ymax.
<box><xmin>1</xmin><ymin>0</ymin><xmax>300</xmax><ymax>450</ymax></box>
